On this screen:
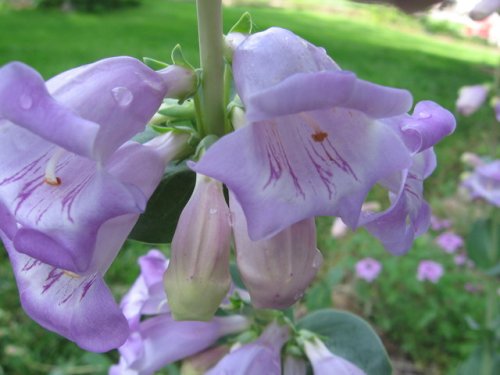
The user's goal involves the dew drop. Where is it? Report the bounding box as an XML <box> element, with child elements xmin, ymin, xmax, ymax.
<box><xmin>19</xmin><ymin>94</ymin><xmax>32</xmax><ymax>109</ymax></box>
<box><xmin>111</xmin><ymin>87</ymin><xmax>133</xmax><ymax>107</ymax></box>
<box><xmin>419</xmin><ymin>111</ymin><xmax>431</xmax><ymax>119</ymax></box>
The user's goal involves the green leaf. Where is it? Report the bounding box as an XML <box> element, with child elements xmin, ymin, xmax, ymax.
<box><xmin>229</xmin><ymin>12</ymin><xmax>253</xmax><ymax>34</ymax></box>
<box><xmin>466</xmin><ymin>219</ymin><xmax>500</xmax><ymax>271</ymax></box>
<box><xmin>128</xmin><ymin>164</ymin><xmax>195</xmax><ymax>244</ymax></box>
<box><xmin>142</xmin><ymin>57</ymin><xmax>169</xmax><ymax>70</ymax></box>
<box><xmin>298</xmin><ymin>309</ymin><xmax>392</xmax><ymax>375</ymax></box>
<box><xmin>171</xmin><ymin>44</ymin><xmax>194</xmax><ymax>69</ymax></box>
<box><xmin>456</xmin><ymin>345</ymin><xmax>500</xmax><ymax>375</ymax></box>
<box><xmin>305</xmin><ymin>283</ymin><xmax>331</xmax><ymax>311</ymax></box>
<box><xmin>158</xmin><ymin>98</ymin><xmax>196</xmax><ymax>120</ymax></box>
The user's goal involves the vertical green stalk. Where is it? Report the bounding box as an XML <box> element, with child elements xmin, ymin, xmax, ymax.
<box><xmin>196</xmin><ymin>0</ymin><xmax>225</xmax><ymax>137</ymax></box>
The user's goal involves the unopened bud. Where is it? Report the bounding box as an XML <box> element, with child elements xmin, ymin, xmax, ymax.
<box><xmin>230</xmin><ymin>193</ymin><xmax>323</xmax><ymax>309</ymax></box>
<box><xmin>158</xmin><ymin>65</ymin><xmax>197</xmax><ymax>101</ymax></box>
<box><xmin>164</xmin><ymin>174</ymin><xmax>232</xmax><ymax>321</ymax></box>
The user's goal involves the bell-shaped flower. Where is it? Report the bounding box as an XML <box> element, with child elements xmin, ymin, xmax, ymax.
<box><xmin>110</xmin><ymin>314</ymin><xmax>249</xmax><ymax>375</ymax></box>
<box><xmin>456</xmin><ymin>84</ymin><xmax>489</xmax><ymax>116</ymax></box>
<box><xmin>206</xmin><ymin>322</ymin><xmax>289</xmax><ymax>375</ymax></box>
<box><xmin>470</xmin><ymin>0</ymin><xmax>500</xmax><ymax>20</ymax></box>
<box><xmin>0</xmin><ymin>132</ymin><xmax>188</xmax><ymax>352</ymax></box>
<box><xmin>230</xmin><ymin>193</ymin><xmax>322</xmax><ymax>309</ymax></box>
<box><xmin>304</xmin><ymin>337</ymin><xmax>366</xmax><ymax>375</ymax></box>
<box><xmin>164</xmin><ymin>174</ymin><xmax>232</xmax><ymax>321</ymax></box>
<box><xmin>0</xmin><ymin>57</ymin><xmax>188</xmax><ymax>275</ymax></box>
<box><xmin>192</xmin><ymin>27</ymin><xmax>452</xmax><ymax>243</ymax></box>
<box><xmin>462</xmin><ymin>159</ymin><xmax>500</xmax><ymax>207</ymax></box>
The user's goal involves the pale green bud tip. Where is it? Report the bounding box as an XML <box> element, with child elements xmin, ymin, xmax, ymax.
<box><xmin>164</xmin><ymin>274</ymin><xmax>230</xmax><ymax>321</ymax></box>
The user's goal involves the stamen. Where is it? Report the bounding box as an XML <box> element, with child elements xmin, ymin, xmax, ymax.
<box><xmin>44</xmin><ymin>148</ymin><xmax>65</xmax><ymax>186</ymax></box>
<box><xmin>63</xmin><ymin>270</ymin><xmax>81</xmax><ymax>279</ymax></box>
<box><xmin>300</xmin><ymin>113</ymin><xmax>329</xmax><ymax>143</ymax></box>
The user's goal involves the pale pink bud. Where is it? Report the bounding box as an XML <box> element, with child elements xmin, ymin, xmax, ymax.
<box><xmin>456</xmin><ymin>84</ymin><xmax>489</xmax><ymax>116</ymax></box>
<box><xmin>158</xmin><ymin>65</ymin><xmax>197</xmax><ymax>100</ymax></box>
<box><xmin>164</xmin><ymin>174</ymin><xmax>232</xmax><ymax>321</ymax></box>
<box><xmin>230</xmin><ymin>193</ymin><xmax>323</xmax><ymax>309</ymax></box>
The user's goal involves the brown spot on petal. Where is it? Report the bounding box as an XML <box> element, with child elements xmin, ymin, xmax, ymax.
<box><xmin>312</xmin><ymin>131</ymin><xmax>328</xmax><ymax>143</ymax></box>
<box><xmin>44</xmin><ymin>177</ymin><xmax>61</xmax><ymax>186</ymax></box>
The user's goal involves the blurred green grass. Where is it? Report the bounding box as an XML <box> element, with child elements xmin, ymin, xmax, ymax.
<box><xmin>0</xmin><ymin>0</ymin><xmax>498</xmax><ymax>374</ymax></box>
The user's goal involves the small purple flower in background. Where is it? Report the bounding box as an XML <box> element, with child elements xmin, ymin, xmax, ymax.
<box><xmin>454</xmin><ymin>253</ymin><xmax>468</xmax><ymax>266</ymax></box>
<box><xmin>456</xmin><ymin>84</ymin><xmax>489</xmax><ymax>116</ymax></box>
<box><xmin>470</xmin><ymin>0</ymin><xmax>500</xmax><ymax>20</ymax></box>
<box><xmin>303</xmin><ymin>337</ymin><xmax>366</xmax><ymax>375</ymax></box>
<box><xmin>430</xmin><ymin>215</ymin><xmax>452</xmax><ymax>231</ymax></box>
<box><xmin>462</xmin><ymin>159</ymin><xmax>500</xmax><ymax>207</ymax></box>
<box><xmin>355</xmin><ymin>258</ymin><xmax>382</xmax><ymax>283</ymax></box>
<box><xmin>461</xmin><ymin>152</ymin><xmax>484</xmax><ymax>168</ymax></box>
<box><xmin>417</xmin><ymin>260</ymin><xmax>444</xmax><ymax>283</ymax></box>
<box><xmin>435</xmin><ymin>231</ymin><xmax>464</xmax><ymax>253</ymax></box>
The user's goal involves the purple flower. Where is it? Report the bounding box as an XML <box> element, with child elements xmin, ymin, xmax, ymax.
<box><xmin>0</xmin><ymin>57</ymin><xmax>186</xmax><ymax>274</ymax></box>
<box><xmin>454</xmin><ymin>253</ymin><xmax>468</xmax><ymax>266</ymax></box>
<box><xmin>0</xmin><ymin>57</ymin><xmax>191</xmax><ymax>351</ymax></box>
<box><xmin>0</xmin><ymin>131</ymin><xmax>186</xmax><ymax>352</ymax></box>
<box><xmin>430</xmin><ymin>215</ymin><xmax>452</xmax><ymax>231</ymax></box>
<box><xmin>206</xmin><ymin>323</ymin><xmax>289</xmax><ymax>375</ymax></box>
<box><xmin>303</xmin><ymin>337</ymin><xmax>366</xmax><ymax>375</ymax></box>
<box><xmin>192</xmin><ymin>27</ymin><xmax>454</xmax><ymax>255</ymax></box>
<box><xmin>435</xmin><ymin>231</ymin><xmax>464</xmax><ymax>253</ymax></box>
<box><xmin>120</xmin><ymin>249</ymin><xmax>169</xmax><ymax>330</ymax></box>
<box><xmin>231</xmin><ymin>193</ymin><xmax>323</xmax><ymax>309</ymax></box>
<box><xmin>110</xmin><ymin>250</ymin><xmax>249</xmax><ymax>375</ymax></box>
<box><xmin>164</xmin><ymin>174</ymin><xmax>232</xmax><ymax>321</ymax></box>
<box><xmin>456</xmin><ymin>84</ymin><xmax>489</xmax><ymax>116</ymax></box>
<box><xmin>462</xmin><ymin>160</ymin><xmax>500</xmax><ymax>207</ymax></box>
<box><xmin>355</xmin><ymin>258</ymin><xmax>382</xmax><ymax>283</ymax></box>
<box><xmin>110</xmin><ymin>314</ymin><xmax>248</xmax><ymax>375</ymax></box>
<box><xmin>417</xmin><ymin>260</ymin><xmax>444</xmax><ymax>283</ymax></box>
<box><xmin>470</xmin><ymin>0</ymin><xmax>500</xmax><ymax>20</ymax></box>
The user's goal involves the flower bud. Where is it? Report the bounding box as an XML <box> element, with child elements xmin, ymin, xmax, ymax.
<box><xmin>304</xmin><ymin>337</ymin><xmax>366</xmax><ymax>375</ymax></box>
<box><xmin>230</xmin><ymin>193</ymin><xmax>323</xmax><ymax>309</ymax></box>
<box><xmin>158</xmin><ymin>65</ymin><xmax>197</xmax><ymax>101</ymax></box>
<box><xmin>164</xmin><ymin>174</ymin><xmax>232</xmax><ymax>321</ymax></box>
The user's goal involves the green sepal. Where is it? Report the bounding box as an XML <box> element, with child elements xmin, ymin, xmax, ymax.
<box><xmin>298</xmin><ymin>309</ymin><xmax>392</xmax><ymax>375</ymax></box>
<box><xmin>171</xmin><ymin>44</ymin><xmax>194</xmax><ymax>69</ymax></box>
<box><xmin>193</xmin><ymin>134</ymin><xmax>219</xmax><ymax>161</ymax></box>
<box><xmin>128</xmin><ymin>163</ymin><xmax>196</xmax><ymax>244</ymax></box>
<box><xmin>142</xmin><ymin>57</ymin><xmax>169</xmax><ymax>70</ymax></box>
<box><xmin>158</xmin><ymin>98</ymin><xmax>196</xmax><ymax>120</ymax></box>
<box><xmin>228</xmin><ymin>12</ymin><xmax>253</xmax><ymax>34</ymax></box>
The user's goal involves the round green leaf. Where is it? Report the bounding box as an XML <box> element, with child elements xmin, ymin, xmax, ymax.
<box><xmin>298</xmin><ymin>309</ymin><xmax>392</xmax><ymax>375</ymax></box>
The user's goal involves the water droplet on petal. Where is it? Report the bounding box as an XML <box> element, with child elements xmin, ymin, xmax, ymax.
<box><xmin>19</xmin><ymin>94</ymin><xmax>32</xmax><ymax>109</ymax></box>
<box><xmin>209</xmin><ymin>208</ymin><xmax>218</xmax><ymax>215</ymax></box>
<box><xmin>111</xmin><ymin>87</ymin><xmax>133</xmax><ymax>107</ymax></box>
<box><xmin>419</xmin><ymin>111</ymin><xmax>431</xmax><ymax>119</ymax></box>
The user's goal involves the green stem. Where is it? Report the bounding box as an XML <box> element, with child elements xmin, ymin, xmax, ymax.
<box><xmin>196</xmin><ymin>0</ymin><xmax>225</xmax><ymax>137</ymax></box>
